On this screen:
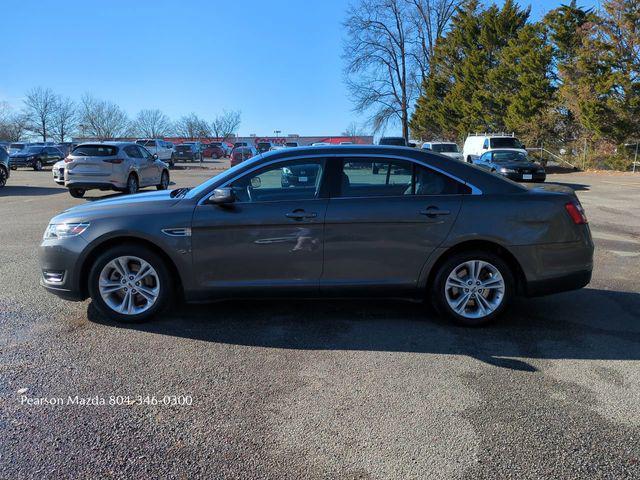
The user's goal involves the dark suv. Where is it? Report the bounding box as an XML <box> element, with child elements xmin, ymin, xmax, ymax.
<box><xmin>175</xmin><ymin>143</ymin><xmax>202</xmax><ymax>162</ymax></box>
<box><xmin>10</xmin><ymin>145</ymin><xmax>64</xmax><ymax>170</ymax></box>
<box><xmin>0</xmin><ymin>147</ymin><xmax>9</xmax><ymax>187</ymax></box>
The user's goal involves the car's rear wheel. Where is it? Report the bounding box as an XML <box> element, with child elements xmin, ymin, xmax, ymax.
<box><xmin>88</xmin><ymin>245</ymin><xmax>172</xmax><ymax>323</ymax></box>
<box><xmin>125</xmin><ymin>174</ymin><xmax>139</xmax><ymax>194</ymax></box>
<box><xmin>157</xmin><ymin>170</ymin><xmax>169</xmax><ymax>190</ymax></box>
<box><xmin>432</xmin><ymin>251</ymin><xmax>514</xmax><ymax>326</ymax></box>
<box><xmin>69</xmin><ymin>188</ymin><xmax>85</xmax><ymax>198</ymax></box>
<box><xmin>0</xmin><ymin>166</ymin><xmax>7</xmax><ymax>187</ymax></box>
<box><xmin>33</xmin><ymin>159</ymin><xmax>43</xmax><ymax>171</ymax></box>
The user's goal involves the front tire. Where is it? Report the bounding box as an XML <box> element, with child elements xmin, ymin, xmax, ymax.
<box><xmin>69</xmin><ymin>188</ymin><xmax>85</xmax><ymax>198</ymax></box>
<box><xmin>432</xmin><ymin>251</ymin><xmax>514</xmax><ymax>327</ymax></box>
<box><xmin>88</xmin><ymin>244</ymin><xmax>172</xmax><ymax>323</ymax></box>
<box><xmin>33</xmin><ymin>159</ymin><xmax>43</xmax><ymax>171</ymax></box>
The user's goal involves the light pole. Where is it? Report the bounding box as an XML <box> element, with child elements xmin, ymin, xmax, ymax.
<box><xmin>274</xmin><ymin>130</ymin><xmax>281</xmax><ymax>142</ymax></box>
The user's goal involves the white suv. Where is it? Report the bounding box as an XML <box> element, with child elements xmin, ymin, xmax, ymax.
<box><xmin>463</xmin><ymin>134</ymin><xmax>527</xmax><ymax>163</ymax></box>
<box><xmin>136</xmin><ymin>139</ymin><xmax>175</xmax><ymax>167</ymax></box>
<box><xmin>64</xmin><ymin>142</ymin><xmax>170</xmax><ymax>198</ymax></box>
<box><xmin>422</xmin><ymin>141</ymin><xmax>463</xmax><ymax>161</ymax></box>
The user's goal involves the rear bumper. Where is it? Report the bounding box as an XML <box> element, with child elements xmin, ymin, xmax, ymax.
<box><xmin>525</xmin><ymin>270</ymin><xmax>592</xmax><ymax>297</ymax></box>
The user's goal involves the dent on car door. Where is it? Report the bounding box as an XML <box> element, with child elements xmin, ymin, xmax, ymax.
<box><xmin>321</xmin><ymin>158</ymin><xmax>468</xmax><ymax>295</ymax></box>
<box><xmin>191</xmin><ymin>157</ymin><xmax>329</xmax><ymax>296</ymax></box>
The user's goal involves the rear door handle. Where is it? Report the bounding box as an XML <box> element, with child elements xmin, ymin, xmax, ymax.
<box><xmin>285</xmin><ymin>210</ymin><xmax>318</xmax><ymax>220</ymax></box>
<box><xmin>419</xmin><ymin>206</ymin><xmax>451</xmax><ymax>217</ymax></box>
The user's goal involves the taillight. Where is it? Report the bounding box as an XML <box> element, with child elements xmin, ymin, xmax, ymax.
<box><xmin>103</xmin><ymin>158</ymin><xmax>124</xmax><ymax>164</ymax></box>
<box><xmin>565</xmin><ymin>201</ymin><xmax>588</xmax><ymax>224</ymax></box>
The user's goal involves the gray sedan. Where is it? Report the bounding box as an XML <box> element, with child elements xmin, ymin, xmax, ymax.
<box><xmin>39</xmin><ymin>146</ymin><xmax>593</xmax><ymax>326</ymax></box>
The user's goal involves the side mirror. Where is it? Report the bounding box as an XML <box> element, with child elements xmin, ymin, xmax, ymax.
<box><xmin>208</xmin><ymin>187</ymin><xmax>235</xmax><ymax>204</ymax></box>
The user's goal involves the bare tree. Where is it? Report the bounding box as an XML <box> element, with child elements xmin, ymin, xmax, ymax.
<box><xmin>407</xmin><ymin>0</ymin><xmax>461</xmax><ymax>80</ymax></box>
<box><xmin>344</xmin><ymin>0</ymin><xmax>418</xmax><ymax>141</ymax></box>
<box><xmin>342</xmin><ymin>121</ymin><xmax>365</xmax><ymax>141</ymax></box>
<box><xmin>23</xmin><ymin>87</ymin><xmax>58</xmax><ymax>141</ymax></box>
<box><xmin>79</xmin><ymin>94</ymin><xmax>131</xmax><ymax>139</ymax></box>
<box><xmin>0</xmin><ymin>102</ymin><xmax>29</xmax><ymax>142</ymax></box>
<box><xmin>211</xmin><ymin>110</ymin><xmax>241</xmax><ymax>141</ymax></box>
<box><xmin>174</xmin><ymin>113</ymin><xmax>211</xmax><ymax>139</ymax></box>
<box><xmin>133</xmin><ymin>109</ymin><xmax>173</xmax><ymax>138</ymax></box>
<box><xmin>51</xmin><ymin>96</ymin><xmax>78</xmax><ymax>142</ymax></box>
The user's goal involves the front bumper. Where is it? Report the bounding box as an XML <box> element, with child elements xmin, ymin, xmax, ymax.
<box><xmin>10</xmin><ymin>157</ymin><xmax>35</xmax><ymax>168</ymax></box>
<box><xmin>502</xmin><ymin>171</ymin><xmax>546</xmax><ymax>182</ymax></box>
<box><xmin>39</xmin><ymin>236</ymin><xmax>89</xmax><ymax>301</ymax></box>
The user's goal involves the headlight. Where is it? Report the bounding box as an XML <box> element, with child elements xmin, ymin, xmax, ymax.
<box><xmin>282</xmin><ymin>167</ymin><xmax>292</xmax><ymax>175</ymax></box>
<box><xmin>43</xmin><ymin>223</ymin><xmax>90</xmax><ymax>240</ymax></box>
<box><xmin>500</xmin><ymin>167</ymin><xmax>516</xmax><ymax>173</ymax></box>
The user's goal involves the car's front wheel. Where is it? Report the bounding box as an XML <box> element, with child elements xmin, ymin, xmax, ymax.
<box><xmin>33</xmin><ymin>159</ymin><xmax>43</xmax><ymax>171</ymax></box>
<box><xmin>432</xmin><ymin>251</ymin><xmax>514</xmax><ymax>326</ymax></box>
<box><xmin>88</xmin><ymin>245</ymin><xmax>172</xmax><ymax>323</ymax></box>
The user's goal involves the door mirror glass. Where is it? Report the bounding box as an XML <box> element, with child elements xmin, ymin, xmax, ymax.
<box><xmin>209</xmin><ymin>188</ymin><xmax>235</xmax><ymax>204</ymax></box>
<box><xmin>250</xmin><ymin>177</ymin><xmax>262</xmax><ymax>188</ymax></box>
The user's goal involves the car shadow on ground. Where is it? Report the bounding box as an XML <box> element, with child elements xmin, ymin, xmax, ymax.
<box><xmin>0</xmin><ymin>185</ymin><xmax>64</xmax><ymax>196</ymax></box>
<box><xmin>87</xmin><ymin>287</ymin><xmax>640</xmax><ymax>371</ymax></box>
<box><xmin>547</xmin><ymin>181</ymin><xmax>591</xmax><ymax>191</ymax></box>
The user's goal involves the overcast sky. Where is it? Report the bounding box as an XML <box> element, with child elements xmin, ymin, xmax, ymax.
<box><xmin>1</xmin><ymin>0</ymin><xmax>598</xmax><ymax>137</ymax></box>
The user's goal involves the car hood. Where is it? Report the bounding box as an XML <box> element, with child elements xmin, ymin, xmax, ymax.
<box><xmin>54</xmin><ymin>190</ymin><xmax>182</xmax><ymax>222</ymax></box>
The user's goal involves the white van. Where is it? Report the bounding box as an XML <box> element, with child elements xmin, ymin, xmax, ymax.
<box><xmin>463</xmin><ymin>133</ymin><xmax>527</xmax><ymax>163</ymax></box>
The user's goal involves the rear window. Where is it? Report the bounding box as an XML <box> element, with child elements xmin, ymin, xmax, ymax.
<box><xmin>72</xmin><ymin>145</ymin><xmax>118</xmax><ymax>156</ymax></box>
<box><xmin>176</xmin><ymin>145</ymin><xmax>193</xmax><ymax>151</ymax></box>
<box><xmin>432</xmin><ymin>143</ymin><xmax>459</xmax><ymax>153</ymax></box>
<box><xmin>490</xmin><ymin>137</ymin><xmax>523</xmax><ymax>149</ymax></box>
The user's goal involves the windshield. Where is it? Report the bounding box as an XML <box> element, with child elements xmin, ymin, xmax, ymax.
<box><xmin>187</xmin><ymin>152</ymin><xmax>266</xmax><ymax>199</ymax></box>
<box><xmin>490</xmin><ymin>137</ymin><xmax>523</xmax><ymax>149</ymax></box>
<box><xmin>432</xmin><ymin>143</ymin><xmax>459</xmax><ymax>153</ymax></box>
<box><xmin>23</xmin><ymin>146</ymin><xmax>43</xmax><ymax>154</ymax></box>
<box><xmin>493</xmin><ymin>151</ymin><xmax>529</xmax><ymax>162</ymax></box>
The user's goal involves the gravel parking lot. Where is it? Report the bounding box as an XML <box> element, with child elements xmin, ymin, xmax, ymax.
<box><xmin>1</xmin><ymin>164</ymin><xmax>639</xmax><ymax>479</ymax></box>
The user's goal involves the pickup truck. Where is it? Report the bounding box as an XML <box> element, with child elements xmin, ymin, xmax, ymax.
<box><xmin>135</xmin><ymin>139</ymin><xmax>175</xmax><ymax>167</ymax></box>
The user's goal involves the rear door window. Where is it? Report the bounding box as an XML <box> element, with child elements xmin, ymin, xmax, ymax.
<box><xmin>124</xmin><ymin>146</ymin><xmax>142</xmax><ymax>158</ymax></box>
<box><xmin>337</xmin><ymin>158</ymin><xmax>470</xmax><ymax>197</ymax></box>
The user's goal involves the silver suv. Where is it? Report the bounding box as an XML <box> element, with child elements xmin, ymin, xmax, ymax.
<box><xmin>64</xmin><ymin>142</ymin><xmax>170</xmax><ymax>198</ymax></box>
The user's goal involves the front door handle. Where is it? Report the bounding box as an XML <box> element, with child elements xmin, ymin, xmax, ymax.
<box><xmin>285</xmin><ymin>210</ymin><xmax>318</xmax><ymax>220</ymax></box>
<box><xmin>419</xmin><ymin>206</ymin><xmax>451</xmax><ymax>217</ymax></box>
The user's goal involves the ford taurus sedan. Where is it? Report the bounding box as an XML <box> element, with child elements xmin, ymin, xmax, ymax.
<box><xmin>40</xmin><ymin>146</ymin><xmax>593</xmax><ymax>326</ymax></box>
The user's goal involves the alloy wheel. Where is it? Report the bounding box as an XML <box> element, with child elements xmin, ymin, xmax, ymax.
<box><xmin>98</xmin><ymin>256</ymin><xmax>160</xmax><ymax>316</ymax></box>
<box><xmin>444</xmin><ymin>260</ymin><xmax>505</xmax><ymax>320</ymax></box>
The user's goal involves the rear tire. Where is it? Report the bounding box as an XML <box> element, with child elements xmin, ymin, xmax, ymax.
<box><xmin>431</xmin><ymin>250</ymin><xmax>514</xmax><ymax>327</ymax></box>
<box><xmin>0</xmin><ymin>166</ymin><xmax>7</xmax><ymax>187</ymax></box>
<box><xmin>69</xmin><ymin>188</ymin><xmax>85</xmax><ymax>198</ymax></box>
<box><xmin>125</xmin><ymin>173</ymin><xmax>139</xmax><ymax>195</ymax></box>
<box><xmin>88</xmin><ymin>244</ymin><xmax>172</xmax><ymax>323</ymax></box>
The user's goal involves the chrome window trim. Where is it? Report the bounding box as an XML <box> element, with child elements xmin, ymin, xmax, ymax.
<box><xmin>341</xmin><ymin>153</ymin><xmax>483</xmax><ymax>195</ymax></box>
<box><xmin>196</xmin><ymin>152</ymin><xmax>482</xmax><ymax>205</ymax></box>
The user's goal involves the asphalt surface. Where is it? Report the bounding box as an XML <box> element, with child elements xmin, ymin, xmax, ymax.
<box><xmin>1</xmin><ymin>163</ymin><xmax>639</xmax><ymax>479</ymax></box>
